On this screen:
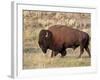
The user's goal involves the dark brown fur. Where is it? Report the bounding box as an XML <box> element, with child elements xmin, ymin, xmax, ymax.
<box><xmin>38</xmin><ymin>25</ymin><xmax>91</xmax><ymax>58</ymax></box>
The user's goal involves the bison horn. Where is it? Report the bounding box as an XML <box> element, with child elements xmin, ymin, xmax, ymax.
<box><xmin>45</xmin><ymin>32</ymin><xmax>48</xmax><ymax>37</ymax></box>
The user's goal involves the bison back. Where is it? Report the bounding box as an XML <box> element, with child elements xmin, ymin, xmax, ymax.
<box><xmin>48</xmin><ymin>25</ymin><xmax>86</xmax><ymax>47</ymax></box>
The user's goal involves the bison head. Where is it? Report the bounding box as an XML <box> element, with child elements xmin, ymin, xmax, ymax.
<box><xmin>38</xmin><ymin>29</ymin><xmax>52</xmax><ymax>53</ymax></box>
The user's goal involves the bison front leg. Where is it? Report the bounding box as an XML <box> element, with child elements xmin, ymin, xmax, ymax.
<box><xmin>51</xmin><ymin>51</ymin><xmax>58</xmax><ymax>58</ymax></box>
<box><xmin>61</xmin><ymin>50</ymin><xmax>67</xmax><ymax>58</ymax></box>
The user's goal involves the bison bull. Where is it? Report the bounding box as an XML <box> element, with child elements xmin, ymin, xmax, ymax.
<box><xmin>38</xmin><ymin>25</ymin><xmax>91</xmax><ymax>58</ymax></box>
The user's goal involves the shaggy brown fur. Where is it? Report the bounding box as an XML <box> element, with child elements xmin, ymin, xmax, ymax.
<box><xmin>38</xmin><ymin>25</ymin><xmax>91</xmax><ymax>58</ymax></box>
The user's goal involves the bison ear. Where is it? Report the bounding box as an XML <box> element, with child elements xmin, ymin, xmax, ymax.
<box><xmin>45</xmin><ymin>31</ymin><xmax>48</xmax><ymax>38</ymax></box>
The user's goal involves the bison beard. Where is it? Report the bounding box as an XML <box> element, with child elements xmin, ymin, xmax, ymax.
<box><xmin>38</xmin><ymin>25</ymin><xmax>91</xmax><ymax>58</ymax></box>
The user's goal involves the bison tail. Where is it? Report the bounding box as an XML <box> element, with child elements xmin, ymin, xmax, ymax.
<box><xmin>86</xmin><ymin>34</ymin><xmax>90</xmax><ymax>47</ymax></box>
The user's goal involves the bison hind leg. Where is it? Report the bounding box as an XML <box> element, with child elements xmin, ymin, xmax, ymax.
<box><xmin>85</xmin><ymin>46</ymin><xmax>91</xmax><ymax>58</ymax></box>
<box><xmin>73</xmin><ymin>45</ymin><xmax>79</xmax><ymax>50</ymax></box>
<box><xmin>84</xmin><ymin>39</ymin><xmax>91</xmax><ymax>58</ymax></box>
<box><xmin>78</xmin><ymin>44</ymin><xmax>84</xmax><ymax>58</ymax></box>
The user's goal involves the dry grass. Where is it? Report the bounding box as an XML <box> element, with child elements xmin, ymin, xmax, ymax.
<box><xmin>23</xmin><ymin>48</ymin><xmax>91</xmax><ymax>69</ymax></box>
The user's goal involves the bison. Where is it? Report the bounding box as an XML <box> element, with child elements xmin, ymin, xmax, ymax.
<box><xmin>38</xmin><ymin>25</ymin><xmax>91</xmax><ymax>58</ymax></box>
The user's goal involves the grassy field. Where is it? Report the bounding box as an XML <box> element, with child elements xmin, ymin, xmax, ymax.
<box><xmin>23</xmin><ymin>10</ymin><xmax>91</xmax><ymax>69</ymax></box>
<box><xmin>23</xmin><ymin>48</ymin><xmax>91</xmax><ymax>69</ymax></box>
